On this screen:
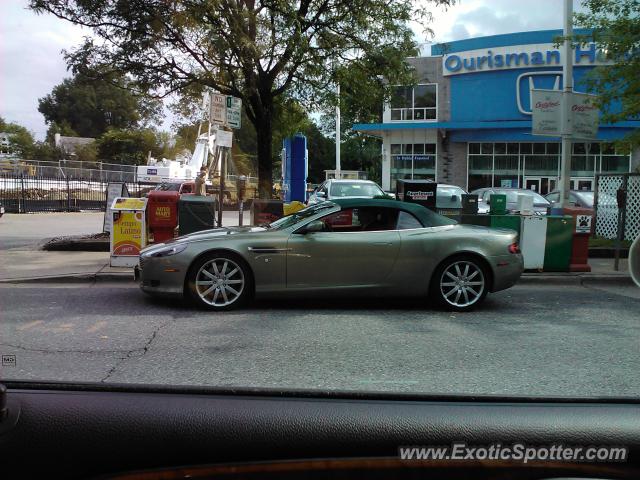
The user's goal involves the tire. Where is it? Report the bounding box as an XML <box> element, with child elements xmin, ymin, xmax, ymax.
<box><xmin>187</xmin><ymin>252</ymin><xmax>252</xmax><ymax>310</ymax></box>
<box><xmin>431</xmin><ymin>255</ymin><xmax>489</xmax><ymax>312</ymax></box>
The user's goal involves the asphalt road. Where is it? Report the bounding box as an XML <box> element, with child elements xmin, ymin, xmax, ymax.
<box><xmin>1</xmin><ymin>279</ymin><xmax>639</xmax><ymax>398</ymax></box>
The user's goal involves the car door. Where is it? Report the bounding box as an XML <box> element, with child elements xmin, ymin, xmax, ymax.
<box><xmin>286</xmin><ymin>207</ymin><xmax>401</xmax><ymax>288</ymax></box>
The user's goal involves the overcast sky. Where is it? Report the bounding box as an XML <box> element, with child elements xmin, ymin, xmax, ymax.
<box><xmin>0</xmin><ymin>0</ymin><xmax>585</xmax><ymax>140</ymax></box>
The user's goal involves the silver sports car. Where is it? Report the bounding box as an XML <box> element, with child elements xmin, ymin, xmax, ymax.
<box><xmin>137</xmin><ymin>198</ymin><xmax>523</xmax><ymax>312</ymax></box>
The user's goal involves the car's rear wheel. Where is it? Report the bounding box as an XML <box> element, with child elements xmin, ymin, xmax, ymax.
<box><xmin>432</xmin><ymin>256</ymin><xmax>488</xmax><ymax>312</ymax></box>
<box><xmin>187</xmin><ymin>253</ymin><xmax>251</xmax><ymax>310</ymax></box>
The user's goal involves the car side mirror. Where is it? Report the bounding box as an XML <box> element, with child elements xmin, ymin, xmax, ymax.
<box><xmin>316</xmin><ymin>191</ymin><xmax>326</xmax><ymax>198</ymax></box>
<box><xmin>302</xmin><ymin>220</ymin><xmax>325</xmax><ymax>234</ymax></box>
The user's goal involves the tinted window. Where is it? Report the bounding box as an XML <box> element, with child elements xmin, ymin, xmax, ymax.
<box><xmin>397</xmin><ymin>211</ymin><xmax>423</xmax><ymax>229</ymax></box>
<box><xmin>320</xmin><ymin>207</ymin><xmax>399</xmax><ymax>232</ymax></box>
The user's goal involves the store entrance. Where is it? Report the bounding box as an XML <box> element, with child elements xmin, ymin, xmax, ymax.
<box><xmin>524</xmin><ymin>177</ymin><xmax>557</xmax><ymax>195</ymax></box>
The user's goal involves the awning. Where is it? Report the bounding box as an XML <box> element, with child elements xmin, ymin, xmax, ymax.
<box><xmin>352</xmin><ymin>121</ymin><xmax>640</xmax><ymax>141</ymax></box>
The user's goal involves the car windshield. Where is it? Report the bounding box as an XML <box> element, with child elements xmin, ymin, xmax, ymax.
<box><xmin>3</xmin><ymin>0</ymin><xmax>640</xmax><ymax>405</ymax></box>
<box><xmin>437</xmin><ymin>186</ymin><xmax>466</xmax><ymax>208</ymax></box>
<box><xmin>155</xmin><ymin>183</ymin><xmax>181</xmax><ymax>191</ymax></box>
<box><xmin>329</xmin><ymin>182</ymin><xmax>384</xmax><ymax>197</ymax></box>
<box><xmin>497</xmin><ymin>190</ymin><xmax>550</xmax><ymax>205</ymax></box>
<box><xmin>575</xmin><ymin>191</ymin><xmax>595</xmax><ymax>207</ymax></box>
<box><xmin>267</xmin><ymin>202</ymin><xmax>337</xmax><ymax>230</ymax></box>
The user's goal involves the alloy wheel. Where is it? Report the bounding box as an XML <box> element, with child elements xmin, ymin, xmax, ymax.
<box><xmin>195</xmin><ymin>258</ymin><xmax>245</xmax><ymax>307</ymax></box>
<box><xmin>440</xmin><ymin>260</ymin><xmax>485</xmax><ymax>308</ymax></box>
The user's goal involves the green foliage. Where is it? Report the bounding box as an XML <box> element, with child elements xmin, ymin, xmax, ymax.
<box><xmin>30</xmin><ymin>0</ymin><xmax>452</xmax><ymax>197</ymax></box>
<box><xmin>74</xmin><ymin>142</ymin><xmax>98</xmax><ymax>163</ymax></box>
<box><xmin>38</xmin><ymin>72</ymin><xmax>161</xmax><ymax>139</ymax></box>
<box><xmin>0</xmin><ymin>116</ymin><xmax>36</xmax><ymax>158</ymax></box>
<box><xmin>575</xmin><ymin>0</ymin><xmax>640</xmax><ymax>145</ymax></box>
<box><xmin>96</xmin><ymin>129</ymin><xmax>161</xmax><ymax>165</ymax></box>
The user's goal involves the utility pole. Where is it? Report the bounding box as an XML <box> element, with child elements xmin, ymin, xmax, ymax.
<box><xmin>335</xmin><ymin>82</ymin><xmax>341</xmax><ymax>179</ymax></box>
<box><xmin>559</xmin><ymin>0</ymin><xmax>574</xmax><ymax>208</ymax></box>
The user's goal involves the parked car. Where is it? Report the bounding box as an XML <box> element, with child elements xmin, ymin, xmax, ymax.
<box><xmin>153</xmin><ymin>181</ymin><xmax>196</xmax><ymax>195</ymax></box>
<box><xmin>307</xmin><ymin>179</ymin><xmax>388</xmax><ymax>205</ymax></box>
<box><xmin>472</xmin><ymin>187</ymin><xmax>551</xmax><ymax>215</ymax></box>
<box><xmin>545</xmin><ymin>190</ymin><xmax>594</xmax><ymax>208</ymax></box>
<box><xmin>0</xmin><ymin>200</ymin><xmax>4</xmax><ymax>218</ymax></box>
<box><xmin>137</xmin><ymin>198</ymin><xmax>523</xmax><ymax>312</ymax></box>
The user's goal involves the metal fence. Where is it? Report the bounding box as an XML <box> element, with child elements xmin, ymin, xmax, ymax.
<box><xmin>0</xmin><ymin>173</ymin><xmax>142</xmax><ymax>213</ymax></box>
<box><xmin>594</xmin><ymin>173</ymin><xmax>640</xmax><ymax>242</ymax></box>
<box><xmin>0</xmin><ymin>159</ymin><xmax>137</xmax><ymax>183</ymax></box>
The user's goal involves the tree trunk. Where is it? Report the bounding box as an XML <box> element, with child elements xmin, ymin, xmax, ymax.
<box><xmin>255</xmin><ymin>111</ymin><xmax>274</xmax><ymax>199</ymax></box>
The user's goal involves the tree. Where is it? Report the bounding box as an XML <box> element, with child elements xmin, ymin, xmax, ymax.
<box><xmin>96</xmin><ymin>129</ymin><xmax>162</xmax><ymax>165</ymax></box>
<box><xmin>38</xmin><ymin>72</ymin><xmax>162</xmax><ymax>140</ymax></box>
<box><xmin>30</xmin><ymin>0</ymin><xmax>451</xmax><ymax>198</ymax></box>
<box><xmin>0</xmin><ymin>117</ymin><xmax>36</xmax><ymax>158</ymax></box>
<box><xmin>575</xmin><ymin>0</ymin><xmax>640</xmax><ymax>145</ymax></box>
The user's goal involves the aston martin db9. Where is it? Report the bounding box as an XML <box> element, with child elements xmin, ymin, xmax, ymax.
<box><xmin>137</xmin><ymin>199</ymin><xmax>523</xmax><ymax>311</ymax></box>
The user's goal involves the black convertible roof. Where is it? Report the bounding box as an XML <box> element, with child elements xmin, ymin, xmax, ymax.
<box><xmin>330</xmin><ymin>198</ymin><xmax>456</xmax><ymax>227</ymax></box>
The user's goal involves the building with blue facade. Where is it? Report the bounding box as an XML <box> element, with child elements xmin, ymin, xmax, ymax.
<box><xmin>353</xmin><ymin>30</ymin><xmax>640</xmax><ymax>194</ymax></box>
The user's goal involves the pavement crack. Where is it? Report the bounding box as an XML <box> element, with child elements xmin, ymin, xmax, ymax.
<box><xmin>100</xmin><ymin>318</ymin><xmax>174</xmax><ymax>382</ymax></box>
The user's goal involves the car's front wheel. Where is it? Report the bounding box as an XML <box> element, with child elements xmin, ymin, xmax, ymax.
<box><xmin>431</xmin><ymin>256</ymin><xmax>489</xmax><ymax>312</ymax></box>
<box><xmin>187</xmin><ymin>253</ymin><xmax>252</xmax><ymax>310</ymax></box>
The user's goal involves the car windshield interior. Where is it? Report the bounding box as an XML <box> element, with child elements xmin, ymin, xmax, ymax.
<box><xmin>267</xmin><ymin>202</ymin><xmax>337</xmax><ymax>230</ymax></box>
<box><xmin>329</xmin><ymin>183</ymin><xmax>384</xmax><ymax>197</ymax></box>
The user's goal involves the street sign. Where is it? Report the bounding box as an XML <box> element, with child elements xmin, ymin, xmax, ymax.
<box><xmin>531</xmin><ymin>89</ymin><xmax>599</xmax><ymax>139</ymax></box>
<box><xmin>226</xmin><ymin>96</ymin><xmax>242</xmax><ymax>129</ymax></box>
<box><xmin>216</xmin><ymin>129</ymin><xmax>233</xmax><ymax>148</ymax></box>
<box><xmin>575</xmin><ymin>214</ymin><xmax>593</xmax><ymax>233</ymax></box>
<box><xmin>210</xmin><ymin>93</ymin><xmax>226</xmax><ymax>125</ymax></box>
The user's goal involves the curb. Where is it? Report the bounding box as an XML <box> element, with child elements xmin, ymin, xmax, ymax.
<box><xmin>518</xmin><ymin>274</ymin><xmax>633</xmax><ymax>285</ymax></box>
<box><xmin>0</xmin><ymin>272</ymin><xmax>134</xmax><ymax>284</ymax></box>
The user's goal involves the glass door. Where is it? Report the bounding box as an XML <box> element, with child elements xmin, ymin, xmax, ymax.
<box><xmin>524</xmin><ymin>177</ymin><xmax>541</xmax><ymax>193</ymax></box>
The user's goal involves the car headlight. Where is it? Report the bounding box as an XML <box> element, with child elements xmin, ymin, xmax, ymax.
<box><xmin>144</xmin><ymin>243</ymin><xmax>188</xmax><ymax>258</ymax></box>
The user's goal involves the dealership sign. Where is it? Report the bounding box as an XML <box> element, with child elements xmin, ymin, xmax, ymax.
<box><xmin>442</xmin><ymin>43</ymin><xmax>610</xmax><ymax>76</ymax></box>
<box><xmin>531</xmin><ymin>89</ymin><xmax>599</xmax><ymax>139</ymax></box>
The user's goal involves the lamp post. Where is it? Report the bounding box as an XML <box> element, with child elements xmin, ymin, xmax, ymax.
<box><xmin>559</xmin><ymin>0</ymin><xmax>574</xmax><ymax>208</ymax></box>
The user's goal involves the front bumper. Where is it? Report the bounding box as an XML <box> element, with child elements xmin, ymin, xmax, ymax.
<box><xmin>136</xmin><ymin>256</ymin><xmax>186</xmax><ymax>297</ymax></box>
<box><xmin>489</xmin><ymin>253</ymin><xmax>524</xmax><ymax>292</ymax></box>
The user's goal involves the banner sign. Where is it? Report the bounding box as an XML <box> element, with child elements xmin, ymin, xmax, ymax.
<box><xmin>531</xmin><ymin>89</ymin><xmax>599</xmax><ymax>139</ymax></box>
<box><xmin>571</xmin><ymin>92</ymin><xmax>599</xmax><ymax>140</ymax></box>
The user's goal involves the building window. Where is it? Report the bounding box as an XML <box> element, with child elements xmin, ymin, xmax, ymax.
<box><xmin>390</xmin><ymin>84</ymin><xmax>437</xmax><ymax>121</ymax></box>
<box><xmin>467</xmin><ymin>142</ymin><xmax>632</xmax><ymax>193</ymax></box>
<box><xmin>390</xmin><ymin>143</ymin><xmax>437</xmax><ymax>189</ymax></box>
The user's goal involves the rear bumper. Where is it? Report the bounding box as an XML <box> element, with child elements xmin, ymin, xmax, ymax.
<box><xmin>489</xmin><ymin>254</ymin><xmax>524</xmax><ymax>292</ymax></box>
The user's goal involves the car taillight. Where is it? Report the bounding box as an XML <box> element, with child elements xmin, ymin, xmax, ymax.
<box><xmin>508</xmin><ymin>242</ymin><xmax>520</xmax><ymax>254</ymax></box>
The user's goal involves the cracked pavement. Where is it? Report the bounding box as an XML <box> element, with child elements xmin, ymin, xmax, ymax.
<box><xmin>1</xmin><ymin>279</ymin><xmax>640</xmax><ymax>397</ymax></box>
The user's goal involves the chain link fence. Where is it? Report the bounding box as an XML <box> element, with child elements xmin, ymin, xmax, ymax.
<box><xmin>0</xmin><ymin>159</ymin><xmax>137</xmax><ymax>182</ymax></box>
<box><xmin>594</xmin><ymin>173</ymin><xmax>640</xmax><ymax>242</ymax></box>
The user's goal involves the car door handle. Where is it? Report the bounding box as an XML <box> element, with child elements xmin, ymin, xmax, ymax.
<box><xmin>372</xmin><ymin>242</ymin><xmax>393</xmax><ymax>246</ymax></box>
